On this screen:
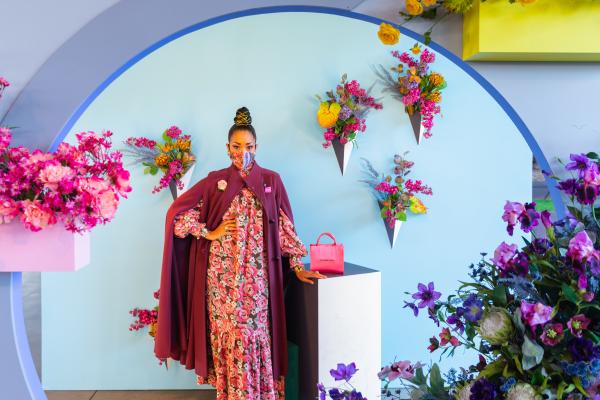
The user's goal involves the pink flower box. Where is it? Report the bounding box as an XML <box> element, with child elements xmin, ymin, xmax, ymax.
<box><xmin>0</xmin><ymin>220</ymin><xmax>90</xmax><ymax>272</ymax></box>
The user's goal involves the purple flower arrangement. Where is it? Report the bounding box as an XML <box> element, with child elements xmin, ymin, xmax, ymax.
<box><xmin>396</xmin><ymin>152</ymin><xmax>600</xmax><ymax>399</ymax></box>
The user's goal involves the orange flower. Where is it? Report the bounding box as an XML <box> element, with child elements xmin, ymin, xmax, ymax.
<box><xmin>155</xmin><ymin>154</ymin><xmax>169</xmax><ymax>167</ymax></box>
<box><xmin>428</xmin><ymin>91</ymin><xmax>442</xmax><ymax>103</ymax></box>
<box><xmin>429</xmin><ymin>72</ymin><xmax>445</xmax><ymax>86</ymax></box>
<box><xmin>176</xmin><ymin>139</ymin><xmax>191</xmax><ymax>151</ymax></box>
<box><xmin>411</xmin><ymin>43</ymin><xmax>422</xmax><ymax>54</ymax></box>
<box><xmin>377</xmin><ymin>22</ymin><xmax>401</xmax><ymax>45</ymax></box>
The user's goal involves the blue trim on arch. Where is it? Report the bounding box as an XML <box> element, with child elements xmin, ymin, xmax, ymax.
<box><xmin>49</xmin><ymin>5</ymin><xmax>565</xmax><ymax>218</ymax></box>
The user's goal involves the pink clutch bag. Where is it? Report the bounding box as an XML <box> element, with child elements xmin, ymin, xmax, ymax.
<box><xmin>309</xmin><ymin>232</ymin><xmax>344</xmax><ymax>274</ymax></box>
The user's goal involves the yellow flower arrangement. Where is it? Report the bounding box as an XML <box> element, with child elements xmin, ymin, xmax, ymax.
<box><xmin>176</xmin><ymin>139</ymin><xmax>191</xmax><ymax>151</ymax></box>
<box><xmin>409</xmin><ymin>196</ymin><xmax>427</xmax><ymax>214</ymax></box>
<box><xmin>428</xmin><ymin>91</ymin><xmax>442</xmax><ymax>103</ymax></box>
<box><xmin>429</xmin><ymin>72</ymin><xmax>445</xmax><ymax>86</ymax></box>
<box><xmin>317</xmin><ymin>101</ymin><xmax>342</xmax><ymax>129</ymax></box>
<box><xmin>377</xmin><ymin>22</ymin><xmax>401</xmax><ymax>46</ymax></box>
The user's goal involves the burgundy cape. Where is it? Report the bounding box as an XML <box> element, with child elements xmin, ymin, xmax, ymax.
<box><xmin>154</xmin><ymin>162</ymin><xmax>294</xmax><ymax>379</ymax></box>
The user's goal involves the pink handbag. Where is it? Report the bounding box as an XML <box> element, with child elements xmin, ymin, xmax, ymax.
<box><xmin>309</xmin><ymin>232</ymin><xmax>344</xmax><ymax>274</ymax></box>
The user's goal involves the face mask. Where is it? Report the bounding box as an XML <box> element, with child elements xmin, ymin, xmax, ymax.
<box><xmin>229</xmin><ymin>148</ymin><xmax>255</xmax><ymax>170</ymax></box>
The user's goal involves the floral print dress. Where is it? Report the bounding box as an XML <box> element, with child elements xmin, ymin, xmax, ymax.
<box><xmin>173</xmin><ymin>163</ymin><xmax>307</xmax><ymax>400</ymax></box>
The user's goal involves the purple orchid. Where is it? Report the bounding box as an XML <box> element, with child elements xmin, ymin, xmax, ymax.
<box><xmin>565</xmin><ymin>153</ymin><xmax>591</xmax><ymax>171</ymax></box>
<box><xmin>502</xmin><ymin>201</ymin><xmax>525</xmax><ymax>235</ymax></box>
<box><xmin>517</xmin><ymin>202</ymin><xmax>540</xmax><ymax>233</ymax></box>
<box><xmin>412</xmin><ymin>282</ymin><xmax>441</xmax><ymax>309</ymax></box>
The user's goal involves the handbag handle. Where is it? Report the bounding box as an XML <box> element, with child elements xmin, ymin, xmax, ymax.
<box><xmin>315</xmin><ymin>232</ymin><xmax>337</xmax><ymax>245</ymax></box>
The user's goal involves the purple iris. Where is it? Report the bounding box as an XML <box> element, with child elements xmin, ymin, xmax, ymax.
<box><xmin>463</xmin><ymin>294</ymin><xmax>483</xmax><ymax>323</ymax></box>
<box><xmin>530</xmin><ymin>238</ymin><xmax>553</xmax><ymax>255</ymax></box>
<box><xmin>412</xmin><ymin>282</ymin><xmax>441</xmax><ymax>309</ymax></box>
<box><xmin>558</xmin><ymin>178</ymin><xmax>578</xmax><ymax>196</ymax></box>
<box><xmin>540</xmin><ymin>210</ymin><xmax>553</xmax><ymax>229</ymax></box>
<box><xmin>517</xmin><ymin>202</ymin><xmax>540</xmax><ymax>232</ymax></box>
<box><xmin>566</xmin><ymin>153</ymin><xmax>591</xmax><ymax>171</ymax></box>
<box><xmin>317</xmin><ymin>383</ymin><xmax>327</xmax><ymax>400</ymax></box>
<box><xmin>327</xmin><ymin>388</ymin><xmax>345</xmax><ymax>400</ymax></box>
<box><xmin>469</xmin><ymin>377</ymin><xmax>498</xmax><ymax>400</ymax></box>
<box><xmin>330</xmin><ymin>362</ymin><xmax>358</xmax><ymax>381</ymax></box>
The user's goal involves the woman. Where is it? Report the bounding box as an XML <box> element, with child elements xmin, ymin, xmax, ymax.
<box><xmin>155</xmin><ymin>107</ymin><xmax>326</xmax><ymax>399</ymax></box>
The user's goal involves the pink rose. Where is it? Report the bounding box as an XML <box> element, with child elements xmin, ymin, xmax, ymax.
<box><xmin>20</xmin><ymin>200</ymin><xmax>56</xmax><ymax>231</ymax></box>
<box><xmin>0</xmin><ymin>196</ymin><xmax>20</xmax><ymax>224</ymax></box>
<box><xmin>80</xmin><ymin>177</ymin><xmax>109</xmax><ymax>196</ymax></box>
<box><xmin>39</xmin><ymin>163</ymin><xmax>73</xmax><ymax>190</ymax></box>
<box><xmin>217</xmin><ymin>179</ymin><xmax>227</xmax><ymax>191</ymax></box>
<box><xmin>97</xmin><ymin>190</ymin><xmax>118</xmax><ymax>219</ymax></box>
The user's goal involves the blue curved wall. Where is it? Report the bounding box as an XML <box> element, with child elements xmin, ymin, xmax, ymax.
<box><xmin>42</xmin><ymin>11</ymin><xmax>532</xmax><ymax>389</ymax></box>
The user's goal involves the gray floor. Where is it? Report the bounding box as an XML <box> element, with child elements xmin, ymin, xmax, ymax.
<box><xmin>45</xmin><ymin>390</ymin><xmax>216</xmax><ymax>400</ymax></box>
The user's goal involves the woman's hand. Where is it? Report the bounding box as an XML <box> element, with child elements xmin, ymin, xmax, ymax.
<box><xmin>295</xmin><ymin>269</ymin><xmax>327</xmax><ymax>284</ymax></box>
<box><xmin>204</xmin><ymin>217</ymin><xmax>237</xmax><ymax>241</ymax></box>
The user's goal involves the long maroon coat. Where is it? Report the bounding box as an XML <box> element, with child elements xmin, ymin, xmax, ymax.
<box><xmin>154</xmin><ymin>162</ymin><xmax>294</xmax><ymax>379</ymax></box>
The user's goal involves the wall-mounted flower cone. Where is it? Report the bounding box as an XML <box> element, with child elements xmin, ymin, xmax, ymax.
<box><xmin>408</xmin><ymin>111</ymin><xmax>424</xmax><ymax>145</ymax></box>
<box><xmin>331</xmin><ymin>138</ymin><xmax>353</xmax><ymax>176</ymax></box>
<box><xmin>169</xmin><ymin>164</ymin><xmax>195</xmax><ymax>200</ymax></box>
<box><xmin>378</xmin><ymin>201</ymin><xmax>402</xmax><ymax>248</ymax></box>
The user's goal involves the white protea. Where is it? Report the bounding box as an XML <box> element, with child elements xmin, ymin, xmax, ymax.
<box><xmin>506</xmin><ymin>383</ymin><xmax>541</xmax><ymax>400</ymax></box>
<box><xmin>454</xmin><ymin>382</ymin><xmax>473</xmax><ymax>400</ymax></box>
<box><xmin>477</xmin><ymin>307</ymin><xmax>514</xmax><ymax>345</ymax></box>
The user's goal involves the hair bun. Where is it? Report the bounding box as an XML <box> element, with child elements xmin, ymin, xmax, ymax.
<box><xmin>234</xmin><ymin>107</ymin><xmax>252</xmax><ymax>126</ymax></box>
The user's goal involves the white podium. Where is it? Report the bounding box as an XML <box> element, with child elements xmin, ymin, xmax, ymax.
<box><xmin>285</xmin><ymin>262</ymin><xmax>381</xmax><ymax>400</ymax></box>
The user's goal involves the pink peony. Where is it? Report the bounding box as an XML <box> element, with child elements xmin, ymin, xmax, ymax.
<box><xmin>97</xmin><ymin>190</ymin><xmax>119</xmax><ymax>220</ymax></box>
<box><xmin>20</xmin><ymin>200</ymin><xmax>56</xmax><ymax>232</ymax></box>
<box><xmin>520</xmin><ymin>301</ymin><xmax>553</xmax><ymax>330</ymax></box>
<box><xmin>79</xmin><ymin>177</ymin><xmax>110</xmax><ymax>196</ymax></box>
<box><xmin>39</xmin><ymin>163</ymin><xmax>74</xmax><ymax>191</ymax></box>
<box><xmin>0</xmin><ymin>196</ymin><xmax>20</xmax><ymax>224</ymax></box>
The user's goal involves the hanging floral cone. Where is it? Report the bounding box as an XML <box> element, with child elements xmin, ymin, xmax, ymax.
<box><xmin>378</xmin><ymin>201</ymin><xmax>403</xmax><ymax>248</ymax></box>
<box><xmin>168</xmin><ymin>164</ymin><xmax>195</xmax><ymax>200</ymax></box>
<box><xmin>331</xmin><ymin>138</ymin><xmax>353</xmax><ymax>176</ymax></box>
<box><xmin>408</xmin><ymin>111</ymin><xmax>424</xmax><ymax>145</ymax></box>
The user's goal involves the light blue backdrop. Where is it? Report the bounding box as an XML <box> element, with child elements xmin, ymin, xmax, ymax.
<box><xmin>42</xmin><ymin>12</ymin><xmax>531</xmax><ymax>389</ymax></box>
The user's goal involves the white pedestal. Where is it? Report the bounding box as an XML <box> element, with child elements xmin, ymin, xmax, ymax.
<box><xmin>285</xmin><ymin>262</ymin><xmax>381</xmax><ymax>399</ymax></box>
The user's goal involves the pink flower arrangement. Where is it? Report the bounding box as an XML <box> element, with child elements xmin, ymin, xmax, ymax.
<box><xmin>315</xmin><ymin>74</ymin><xmax>383</xmax><ymax>149</ymax></box>
<box><xmin>128</xmin><ymin>289</ymin><xmax>167</xmax><ymax>367</ymax></box>
<box><xmin>0</xmin><ymin>77</ymin><xmax>9</xmax><ymax>98</ymax></box>
<box><xmin>361</xmin><ymin>152</ymin><xmax>432</xmax><ymax>229</ymax></box>
<box><xmin>0</xmin><ymin>127</ymin><xmax>131</xmax><ymax>233</ymax></box>
<box><xmin>374</xmin><ymin>43</ymin><xmax>446</xmax><ymax>140</ymax></box>
<box><xmin>123</xmin><ymin>125</ymin><xmax>196</xmax><ymax>194</ymax></box>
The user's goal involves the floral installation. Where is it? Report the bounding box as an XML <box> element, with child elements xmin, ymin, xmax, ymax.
<box><xmin>122</xmin><ymin>125</ymin><xmax>196</xmax><ymax>194</ymax></box>
<box><xmin>374</xmin><ymin>25</ymin><xmax>446</xmax><ymax>141</ymax></box>
<box><xmin>360</xmin><ymin>152</ymin><xmax>432</xmax><ymax>229</ymax></box>
<box><xmin>0</xmin><ymin>76</ymin><xmax>9</xmax><ymax>98</ymax></box>
<box><xmin>316</xmin><ymin>73</ymin><xmax>383</xmax><ymax>149</ymax></box>
<box><xmin>0</xmin><ymin>127</ymin><xmax>131</xmax><ymax>233</ymax></box>
<box><xmin>395</xmin><ymin>152</ymin><xmax>600</xmax><ymax>399</ymax></box>
<box><xmin>128</xmin><ymin>289</ymin><xmax>168</xmax><ymax>367</ymax></box>
<box><xmin>396</xmin><ymin>0</ymin><xmax>536</xmax><ymax>44</ymax></box>
<box><xmin>316</xmin><ymin>362</ymin><xmax>368</xmax><ymax>400</ymax></box>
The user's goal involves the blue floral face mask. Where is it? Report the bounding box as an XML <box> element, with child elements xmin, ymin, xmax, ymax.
<box><xmin>229</xmin><ymin>149</ymin><xmax>255</xmax><ymax>170</ymax></box>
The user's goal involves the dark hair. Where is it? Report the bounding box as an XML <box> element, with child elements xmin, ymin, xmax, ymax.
<box><xmin>228</xmin><ymin>107</ymin><xmax>257</xmax><ymax>141</ymax></box>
